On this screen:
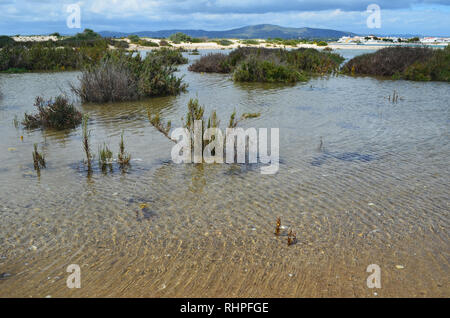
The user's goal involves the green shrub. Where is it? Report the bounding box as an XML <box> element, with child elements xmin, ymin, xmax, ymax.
<box><xmin>169</xmin><ymin>32</ymin><xmax>192</xmax><ymax>43</ymax></box>
<box><xmin>285</xmin><ymin>48</ymin><xmax>344</xmax><ymax>73</ymax></box>
<box><xmin>110</xmin><ymin>39</ymin><xmax>129</xmax><ymax>49</ymax></box>
<box><xmin>316</xmin><ymin>41</ymin><xmax>328</xmax><ymax>46</ymax></box>
<box><xmin>188</xmin><ymin>47</ymin><xmax>343</xmax><ymax>81</ymax></box>
<box><xmin>71</xmin><ymin>50</ymin><xmax>187</xmax><ymax>103</ymax></box>
<box><xmin>190</xmin><ymin>38</ymin><xmax>205</xmax><ymax>43</ymax></box>
<box><xmin>240</xmin><ymin>39</ymin><xmax>260</xmax><ymax>45</ymax></box>
<box><xmin>233</xmin><ymin>57</ymin><xmax>306</xmax><ymax>83</ymax></box>
<box><xmin>0</xmin><ymin>35</ymin><xmax>15</xmax><ymax>48</ymax></box>
<box><xmin>403</xmin><ymin>45</ymin><xmax>450</xmax><ymax>81</ymax></box>
<box><xmin>152</xmin><ymin>48</ymin><xmax>188</xmax><ymax>65</ymax></box>
<box><xmin>138</xmin><ymin>39</ymin><xmax>159</xmax><ymax>47</ymax></box>
<box><xmin>23</xmin><ymin>95</ymin><xmax>82</xmax><ymax>130</ymax></box>
<box><xmin>342</xmin><ymin>46</ymin><xmax>450</xmax><ymax>81</ymax></box>
<box><xmin>214</xmin><ymin>39</ymin><xmax>233</xmax><ymax>46</ymax></box>
<box><xmin>127</xmin><ymin>35</ymin><xmax>140</xmax><ymax>43</ymax></box>
<box><xmin>159</xmin><ymin>40</ymin><xmax>171</xmax><ymax>47</ymax></box>
<box><xmin>0</xmin><ymin>41</ymin><xmax>108</xmax><ymax>72</ymax></box>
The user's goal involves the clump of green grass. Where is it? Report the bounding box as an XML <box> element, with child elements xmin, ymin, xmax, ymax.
<box><xmin>32</xmin><ymin>143</ymin><xmax>46</xmax><ymax>171</ymax></box>
<box><xmin>98</xmin><ymin>143</ymin><xmax>113</xmax><ymax>172</ymax></box>
<box><xmin>118</xmin><ymin>131</ymin><xmax>131</xmax><ymax>166</ymax></box>
<box><xmin>23</xmin><ymin>95</ymin><xmax>82</xmax><ymax>130</ymax></box>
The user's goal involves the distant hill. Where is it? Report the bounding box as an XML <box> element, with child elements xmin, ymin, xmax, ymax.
<box><xmin>99</xmin><ymin>24</ymin><xmax>356</xmax><ymax>40</ymax></box>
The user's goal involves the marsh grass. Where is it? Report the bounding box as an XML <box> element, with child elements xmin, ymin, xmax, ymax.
<box><xmin>118</xmin><ymin>131</ymin><xmax>131</xmax><ymax>167</ymax></box>
<box><xmin>12</xmin><ymin>115</ymin><xmax>19</xmax><ymax>128</ymax></box>
<box><xmin>82</xmin><ymin>114</ymin><xmax>93</xmax><ymax>170</ymax></box>
<box><xmin>388</xmin><ymin>90</ymin><xmax>402</xmax><ymax>103</ymax></box>
<box><xmin>149</xmin><ymin>98</ymin><xmax>261</xmax><ymax>158</ymax></box>
<box><xmin>98</xmin><ymin>143</ymin><xmax>113</xmax><ymax>172</ymax></box>
<box><xmin>275</xmin><ymin>217</ymin><xmax>281</xmax><ymax>236</ymax></box>
<box><xmin>32</xmin><ymin>143</ymin><xmax>46</xmax><ymax>171</ymax></box>
<box><xmin>287</xmin><ymin>230</ymin><xmax>297</xmax><ymax>246</ymax></box>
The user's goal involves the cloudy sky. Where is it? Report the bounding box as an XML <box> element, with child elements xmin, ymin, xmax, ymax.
<box><xmin>1</xmin><ymin>0</ymin><xmax>449</xmax><ymax>36</ymax></box>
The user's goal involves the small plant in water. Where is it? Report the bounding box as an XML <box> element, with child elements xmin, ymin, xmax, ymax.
<box><xmin>287</xmin><ymin>229</ymin><xmax>297</xmax><ymax>246</ymax></box>
<box><xmin>98</xmin><ymin>143</ymin><xmax>113</xmax><ymax>172</ymax></box>
<box><xmin>149</xmin><ymin>98</ymin><xmax>261</xmax><ymax>157</ymax></box>
<box><xmin>275</xmin><ymin>217</ymin><xmax>281</xmax><ymax>236</ymax></box>
<box><xmin>32</xmin><ymin>143</ymin><xmax>46</xmax><ymax>171</ymax></box>
<box><xmin>23</xmin><ymin>95</ymin><xmax>82</xmax><ymax>130</ymax></box>
<box><xmin>388</xmin><ymin>90</ymin><xmax>402</xmax><ymax>103</ymax></box>
<box><xmin>118</xmin><ymin>131</ymin><xmax>131</xmax><ymax>167</ymax></box>
<box><xmin>12</xmin><ymin>115</ymin><xmax>19</xmax><ymax>128</ymax></box>
<box><xmin>82</xmin><ymin>114</ymin><xmax>93</xmax><ymax>170</ymax></box>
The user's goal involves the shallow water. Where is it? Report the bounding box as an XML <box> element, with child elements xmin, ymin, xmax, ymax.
<box><xmin>0</xmin><ymin>49</ymin><xmax>449</xmax><ymax>297</ymax></box>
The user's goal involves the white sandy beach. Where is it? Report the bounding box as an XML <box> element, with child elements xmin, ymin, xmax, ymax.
<box><xmin>10</xmin><ymin>35</ymin><xmax>390</xmax><ymax>51</ymax></box>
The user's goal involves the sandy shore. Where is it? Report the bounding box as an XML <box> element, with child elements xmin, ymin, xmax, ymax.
<box><xmin>10</xmin><ymin>35</ymin><xmax>388</xmax><ymax>51</ymax></box>
<box><xmin>129</xmin><ymin>38</ymin><xmax>389</xmax><ymax>51</ymax></box>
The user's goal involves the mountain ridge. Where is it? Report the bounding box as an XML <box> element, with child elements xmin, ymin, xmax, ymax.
<box><xmin>99</xmin><ymin>24</ymin><xmax>356</xmax><ymax>39</ymax></box>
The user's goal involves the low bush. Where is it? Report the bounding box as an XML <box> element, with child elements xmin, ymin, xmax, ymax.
<box><xmin>240</xmin><ymin>39</ymin><xmax>260</xmax><ymax>45</ymax></box>
<box><xmin>188</xmin><ymin>53</ymin><xmax>232</xmax><ymax>73</ymax></box>
<box><xmin>188</xmin><ymin>47</ymin><xmax>344</xmax><ymax>82</ymax></box>
<box><xmin>127</xmin><ymin>35</ymin><xmax>140</xmax><ymax>43</ymax></box>
<box><xmin>159</xmin><ymin>40</ymin><xmax>171</xmax><ymax>47</ymax></box>
<box><xmin>152</xmin><ymin>48</ymin><xmax>188</xmax><ymax>65</ymax></box>
<box><xmin>23</xmin><ymin>95</ymin><xmax>82</xmax><ymax>130</ymax></box>
<box><xmin>169</xmin><ymin>32</ymin><xmax>192</xmax><ymax>43</ymax></box>
<box><xmin>233</xmin><ymin>57</ymin><xmax>306</xmax><ymax>83</ymax></box>
<box><xmin>342</xmin><ymin>46</ymin><xmax>450</xmax><ymax>81</ymax></box>
<box><xmin>0</xmin><ymin>35</ymin><xmax>15</xmax><ymax>48</ymax></box>
<box><xmin>138</xmin><ymin>39</ymin><xmax>159</xmax><ymax>47</ymax></box>
<box><xmin>110</xmin><ymin>39</ymin><xmax>129</xmax><ymax>49</ymax></box>
<box><xmin>0</xmin><ymin>41</ymin><xmax>108</xmax><ymax>72</ymax></box>
<box><xmin>214</xmin><ymin>39</ymin><xmax>233</xmax><ymax>46</ymax></box>
<box><xmin>71</xmin><ymin>50</ymin><xmax>187</xmax><ymax>103</ymax></box>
